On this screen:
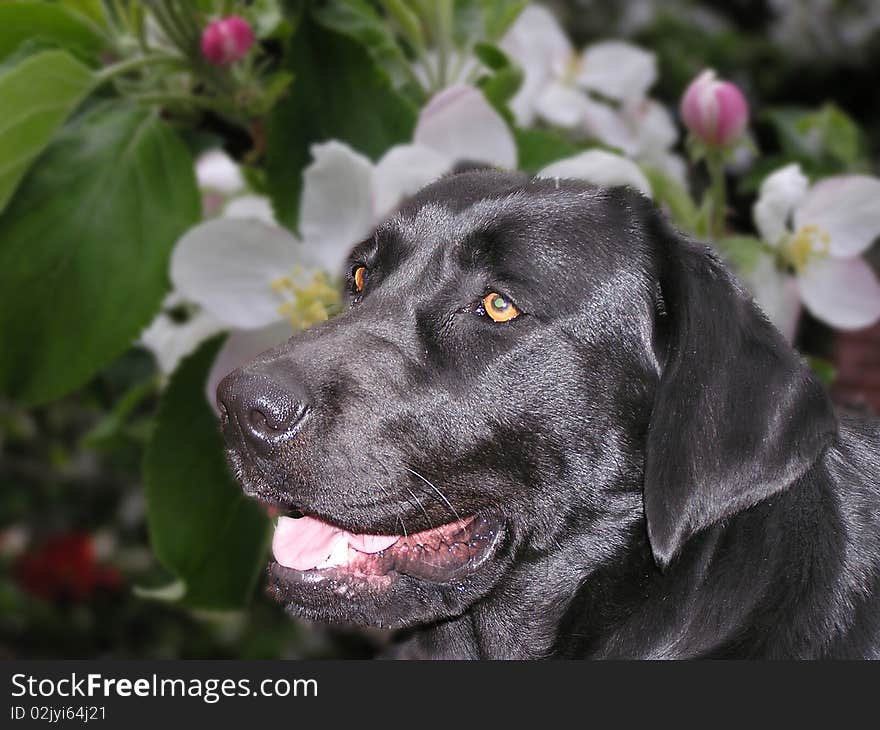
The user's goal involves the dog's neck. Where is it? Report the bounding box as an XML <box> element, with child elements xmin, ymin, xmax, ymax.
<box><xmin>561</xmin><ymin>445</ymin><xmax>876</xmax><ymax>659</ymax></box>
<box><xmin>396</xmin><ymin>436</ymin><xmax>879</xmax><ymax>659</ymax></box>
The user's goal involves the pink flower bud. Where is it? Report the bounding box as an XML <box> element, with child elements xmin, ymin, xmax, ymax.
<box><xmin>200</xmin><ymin>15</ymin><xmax>254</xmax><ymax>66</ymax></box>
<box><xmin>680</xmin><ymin>69</ymin><xmax>749</xmax><ymax>147</ymax></box>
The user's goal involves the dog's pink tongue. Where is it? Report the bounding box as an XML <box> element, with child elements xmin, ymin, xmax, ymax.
<box><xmin>272</xmin><ymin>516</ymin><xmax>399</xmax><ymax>571</ymax></box>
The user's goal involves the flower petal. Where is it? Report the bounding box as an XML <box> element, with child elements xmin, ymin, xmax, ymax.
<box><xmin>373</xmin><ymin>144</ymin><xmax>452</xmax><ymax>219</ymax></box>
<box><xmin>728</xmin><ymin>134</ymin><xmax>756</xmax><ymax>174</ymax></box>
<box><xmin>643</xmin><ymin>151</ymin><xmax>690</xmax><ymax>190</ymax></box>
<box><xmin>538</xmin><ymin>150</ymin><xmax>652</xmax><ymax>197</ymax></box>
<box><xmin>414</xmin><ymin>84</ymin><xmax>517</xmax><ymax>169</ymax></box>
<box><xmin>753</xmin><ymin>163</ymin><xmax>808</xmax><ymax>246</ymax></box>
<box><xmin>629</xmin><ymin>99</ymin><xmax>678</xmax><ymax>157</ymax></box>
<box><xmin>679</xmin><ymin>69</ymin><xmax>749</xmax><ymax>147</ymax></box>
<box><xmin>223</xmin><ymin>194</ymin><xmax>277</xmax><ymax>225</ymax></box>
<box><xmin>205</xmin><ymin>322</ymin><xmax>293</xmax><ymax>411</ymax></box>
<box><xmin>170</xmin><ymin>218</ymin><xmax>301</xmax><ymax>329</ymax></box>
<box><xmin>581</xmin><ymin>97</ymin><xmax>638</xmax><ymax>153</ymax></box>
<box><xmin>139</xmin><ymin>294</ymin><xmax>226</xmax><ymax>376</ymax></box>
<box><xmin>794</xmin><ymin>175</ymin><xmax>880</xmax><ymax>258</ymax></box>
<box><xmin>798</xmin><ymin>256</ymin><xmax>880</xmax><ymax>330</ymax></box>
<box><xmin>741</xmin><ymin>255</ymin><xmax>802</xmax><ymax>341</ymax></box>
<box><xmin>535</xmin><ymin>81</ymin><xmax>593</xmax><ymax>130</ymax></box>
<box><xmin>299</xmin><ymin>141</ymin><xmax>376</xmax><ymax>275</ymax></box>
<box><xmin>500</xmin><ymin>4</ymin><xmax>572</xmax><ymax>126</ymax></box>
<box><xmin>195</xmin><ymin>149</ymin><xmax>244</xmax><ymax>194</ymax></box>
<box><xmin>576</xmin><ymin>41</ymin><xmax>657</xmax><ymax>103</ymax></box>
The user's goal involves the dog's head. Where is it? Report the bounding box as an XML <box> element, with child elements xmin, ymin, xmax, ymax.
<box><xmin>217</xmin><ymin>170</ymin><xmax>836</xmax><ymax>629</ymax></box>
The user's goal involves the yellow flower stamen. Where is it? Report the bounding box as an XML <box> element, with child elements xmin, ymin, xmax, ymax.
<box><xmin>562</xmin><ymin>53</ymin><xmax>581</xmax><ymax>84</ymax></box>
<box><xmin>270</xmin><ymin>267</ymin><xmax>341</xmax><ymax>331</ymax></box>
<box><xmin>782</xmin><ymin>223</ymin><xmax>831</xmax><ymax>273</ymax></box>
<box><xmin>270</xmin><ymin>275</ymin><xmax>293</xmax><ymax>293</ymax></box>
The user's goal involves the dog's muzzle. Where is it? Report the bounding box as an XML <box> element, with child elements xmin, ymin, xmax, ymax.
<box><xmin>216</xmin><ymin>369</ymin><xmax>310</xmax><ymax>457</ymax></box>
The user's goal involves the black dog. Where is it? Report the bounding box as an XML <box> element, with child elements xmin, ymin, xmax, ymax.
<box><xmin>217</xmin><ymin>170</ymin><xmax>880</xmax><ymax>659</ymax></box>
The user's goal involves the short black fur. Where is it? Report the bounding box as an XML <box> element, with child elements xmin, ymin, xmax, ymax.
<box><xmin>218</xmin><ymin>170</ymin><xmax>880</xmax><ymax>659</ymax></box>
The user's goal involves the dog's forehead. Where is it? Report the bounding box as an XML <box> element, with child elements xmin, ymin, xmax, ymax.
<box><xmin>378</xmin><ymin>179</ymin><xmax>615</xmax><ymax>264</ymax></box>
<box><xmin>356</xmin><ymin>172</ymin><xmax>658</xmax><ymax>321</ymax></box>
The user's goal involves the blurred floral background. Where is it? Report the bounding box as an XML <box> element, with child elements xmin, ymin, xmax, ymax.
<box><xmin>2</xmin><ymin>0</ymin><xmax>879</xmax><ymax>659</ymax></box>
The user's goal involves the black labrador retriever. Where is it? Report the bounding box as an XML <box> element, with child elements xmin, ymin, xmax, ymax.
<box><xmin>217</xmin><ymin>170</ymin><xmax>880</xmax><ymax>659</ymax></box>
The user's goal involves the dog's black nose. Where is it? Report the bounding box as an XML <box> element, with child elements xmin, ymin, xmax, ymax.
<box><xmin>216</xmin><ymin>369</ymin><xmax>309</xmax><ymax>454</ymax></box>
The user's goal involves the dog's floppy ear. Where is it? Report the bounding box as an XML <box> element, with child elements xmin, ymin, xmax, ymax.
<box><xmin>644</xmin><ymin>228</ymin><xmax>837</xmax><ymax>568</ymax></box>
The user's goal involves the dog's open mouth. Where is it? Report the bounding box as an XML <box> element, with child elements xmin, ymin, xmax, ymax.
<box><xmin>271</xmin><ymin>512</ymin><xmax>502</xmax><ymax>583</ymax></box>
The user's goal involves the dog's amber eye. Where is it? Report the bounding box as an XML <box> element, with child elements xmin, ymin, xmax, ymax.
<box><xmin>353</xmin><ymin>266</ymin><xmax>367</xmax><ymax>293</ymax></box>
<box><xmin>482</xmin><ymin>293</ymin><xmax>520</xmax><ymax>323</ymax></box>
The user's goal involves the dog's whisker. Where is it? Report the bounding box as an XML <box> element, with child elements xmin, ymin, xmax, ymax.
<box><xmin>368</xmin><ymin>454</ymin><xmax>422</xmax><ymax>534</ymax></box>
<box><xmin>348</xmin><ymin>452</ymin><xmax>401</xmax><ymax>531</ymax></box>
<box><xmin>373</xmin><ymin>455</ymin><xmax>432</xmax><ymax>530</ymax></box>
<box><xmin>403</xmin><ymin>485</ymin><xmax>432</xmax><ymax>527</ymax></box>
<box><xmin>397</xmin><ymin>513</ymin><xmax>408</xmax><ymax>538</ymax></box>
<box><xmin>404</xmin><ymin>465</ymin><xmax>461</xmax><ymax>523</ymax></box>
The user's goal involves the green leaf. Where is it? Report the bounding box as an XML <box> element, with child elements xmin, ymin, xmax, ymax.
<box><xmin>806</xmin><ymin>356</ymin><xmax>836</xmax><ymax>387</ymax></box>
<box><xmin>80</xmin><ymin>377</ymin><xmax>159</xmax><ymax>450</ymax></box>
<box><xmin>481</xmin><ymin>0</ymin><xmax>529</xmax><ymax>42</ymax></box>
<box><xmin>513</xmin><ymin>127</ymin><xmax>583</xmax><ymax>172</ymax></box>
<box><xmin>0</xmin><ymin>104</ymin><xmax>200</xmax><ymax>405</ymax></box>
<box><xmin>266</xmin><ymin>13</ymin><xmax>417</xmax><ymax>231</ymax></box>
<box><xmin>254</xmin><ymin>70</ymin><xmax>295</xmax><ymax>116</ymax></box>
<box><xmin>250</xmin><ymin>0</ymin><xmax>291</xmax><ymax>39</ymax></box>
<box><xmin>144</xmin><ymin>337</ymin><xmax>271</xmax><ymax>611</ymax></box>
<box><xmin>763</xmin><ymin>108</ymin><xmax>811</xmax><ymax>157</ymax></box>
<box><xmin>715</xmin><ymin>235</ymin><xmax>766</xmax><ymax>275</ymax></box>
<box><xmin>737</xmin><ymin>103</ymin><xmax>867</xmax><ymax>195</ymax></box>
<box><xmin>381</xmin><ymin>0</ymin><xmax>425</xmax><ymax>51</ymax></box>
<box><xmin>311</xmin><ymin>0</ymin><xmax>414</xmax><ymax>91</ymax></box>
<box><xmin>799</xmin><ymin>104</ymin><xmax>862</xmax><ymax>167</ymax></box>
<box><xmin>472</xmin><ymin>41</ymin><xmax>509</xmax><ymax>71</ymax></box>
<box><xmin>57</xmin><ymin>0</ymin><xmax>108</xmax><ymax>28</ymax></box>
<box><xmin>452</xmin><ymin>0</ymin><xmax>527</xmax><ymax>47</ymax></box>
<box><xmin>473</xmin><ymin>43</ymin><xmax>521</xmax><ymax>119</ymax></box>
<box><xmin>642</xmin><ymin>167</ymin><xmax>702</xmax><ymax>234</ymax></box>
<box><xmin>476</xmin><ymin>0</ymin><xmax>529</xmax><ymax>41</ymax></box>
<box><xmin>0</xmin><ymin>2</ymin><xmax>107</xmax><ymax>62</ymax></box>
<box><xmin>0</xmin><ymin>49</ymin><xmax>94</xmax><ymax>213</ymax></box>
<box><xmin>0</xmin><ymin>38</ymin><xmax>60</xmax><ymax>76</ymax></box>
<box><xmin>478</xmin><ymin>65</ymin><xmax>522</xmax><ymax>117</ymax></box>
<box><xmin>278</xmin><ymin>0</ymin><xmax>307</xmax><ymax>34</ymax></box>
<box><xmin>763</xmin><ymin>104</ymin><xmax>865</xmax><ymax>172</ymax></box>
